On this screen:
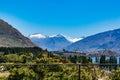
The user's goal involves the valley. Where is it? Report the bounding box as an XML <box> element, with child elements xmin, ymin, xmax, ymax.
<box><xmin>0</xmin><ymin>19</ymin><xmax>120</xmax><ymax>80</ymax></box>
<box><xmin>1</xmin><ymin>0</ymin><xmax>120</xmax><ymax>79</ymax></box>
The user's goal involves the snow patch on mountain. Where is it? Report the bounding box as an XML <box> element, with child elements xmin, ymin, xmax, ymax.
<box><xmin>49</xmin><ymin>34</ymin><xmax>64</xmax><ymax>38</ymax></box>
<box><xmin>29</xmin><ymin>34</ymin><xmax>47</xmax><ymax>38</ymax></box>
<box><xmin>29</xmin><ymin>33</ymin><xmax>83</xmax><ymax>42</ymax></box>
<box><xmin>49</xmin><ymin>34</ymin><xmax>83</xmax><ymax>42</ymax></box>
<box><xmin>66</xmin><ymin>37</ymin><xmax>83</xmax><ymax>42</ymax></box>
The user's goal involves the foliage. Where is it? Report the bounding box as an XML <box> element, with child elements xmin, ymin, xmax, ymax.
<box><xmin>68</xmin><ymin>55</ymin><xmax>92</xmax><ymax>63</ymax></box>
<box><xmin>109</xmin><ymin>56</ymin><xmax>117</xmax><ymax>70</ymax></box>
<box><xmin>100</xmin><ymin>55</ymin><xmax>106</xmax><ymax>64</ymax></box>
<box><xmin>8</xmin><ymin>67</ymin><xmax>35</xmax><ymax>80</ymax></box>
<box><xmin>110</xmin><ymin>68</ymin><xmax>120</xmax><ymax>80</ymax></box>
<box><xmin>0</xmin><ymin>47</ymin><xmax>119</xmax><ymax>80</ymax></box>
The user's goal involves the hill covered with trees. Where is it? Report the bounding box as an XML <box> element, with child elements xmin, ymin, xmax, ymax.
<box><xmin>0</xmin><ymin>47</ymin><xmax>119</xmax><ymax>80</ymax></box>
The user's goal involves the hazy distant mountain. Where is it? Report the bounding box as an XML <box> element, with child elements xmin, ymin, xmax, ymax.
<box><xmin>29</xmin><ymin>34</ymin><xmax>75</xmax><ymax>51</ymax></box>
<box><xmin>67</xmin><ymin>28</ymin><xmax>120</xmax><ymax>53</ymax></box>
<box><xmin>29</xmin><ymin>34</ymin><xmax>83</xmax><ymax>43</ymax></box>
<box><xmin>0</xmin><ymin>19</ymin><xmax>35</xmax><ymax>47</ymax></box>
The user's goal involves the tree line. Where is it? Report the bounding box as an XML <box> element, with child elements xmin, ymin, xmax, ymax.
<box><xmin>0</xmin><ymin>47</ymin><xmax>119</xmax><ymax>79</ymax></box>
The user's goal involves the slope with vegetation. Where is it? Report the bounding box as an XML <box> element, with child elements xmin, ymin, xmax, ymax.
<box><xmin>0</xmin><ymin>47</ymin><xmax>118</xmax><ymax>80</ymax></box>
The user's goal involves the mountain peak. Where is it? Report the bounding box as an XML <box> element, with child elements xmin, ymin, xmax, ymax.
<box><xmin>29</xmin><ymin>33</ymin><xmax>72</xmax><ymax>51</ymax></box>
<box><xmin>29</xmin><ymin>33</ymin><xmax>83</xmax><ymax>43</ymax></box>
<box><xmin>49</xmin><ymin>34</ymin><xmax>64</xmax><ymax>38</ymax></box>
<box><xmin>56</xmin><ymin>34</ymin><xmax>64</xmax><ymax>37</ymax></box>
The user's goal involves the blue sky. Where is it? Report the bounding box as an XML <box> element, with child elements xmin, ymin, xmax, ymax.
<box><xmin>0</xmin><ymin>0</ymin><xmax>120</xmax><ymax>38</ymax></box>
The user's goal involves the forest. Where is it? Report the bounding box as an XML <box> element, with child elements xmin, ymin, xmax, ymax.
<box><xmin>0</xmin><ymin>47</ymin><xmax>119</xmax><ymax>80</ymax></box>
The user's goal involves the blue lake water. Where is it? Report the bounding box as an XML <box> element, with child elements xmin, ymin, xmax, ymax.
<box><xmin>91</xmin><ymin>56</ymin><xmax>120</xmax><ymax>64</ymax></box>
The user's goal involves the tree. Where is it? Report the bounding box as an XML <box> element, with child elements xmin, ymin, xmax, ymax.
<box><xmin>8</xmin><ymin>67</ymin><xmax>36</xmax><ymax>80</ymax></box>
<box><xmin>87</xmin><ymin>57</ymin><xmax>92</xmax><ymax>63</ymax></box>
<box><xmin>100</xmin><ymin>55</ymin><xmax>106</xmax><ymax>63</ymax></box>
<box><xmin>6</xmin><ymin>54</ymin><xmax>20</xmax><ymax>63</ymax></box>
<box><xmin>100</xmin><ymin>55</ymin><xmax>106</xmax><ymax>68</ymax></box>
<box><xmin>95</xmin><ymin>56</ymin><xmax>99</xmax><ymax>63</ymax></box>
<box><xmin>109</xmin><ymin>56</ymin><xmax>117</xmax><ymax>70</ymax></box>
<box><xmin>110</xmin><ymin>68</ymin><xmax>120</xmax><ymax>80</ymax></box>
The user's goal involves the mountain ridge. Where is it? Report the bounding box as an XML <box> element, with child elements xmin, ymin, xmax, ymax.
<box><xmin>66</xmin><ymin>28</ymin><xmax>120</xmax><ymax>53</ymax></box>
<box><xmin>29</xmin><ymin>33</ymin><xmax>83</xmax><ymax>42</ymax></box>
<box><xmin>0</xmin><ymin>19</ymin><xmax>35</xmax><ymax>47</ymax></box>
<box><xmin>29</xmin><ymin>34</ymin><xmax>73</xmax><ymax>51</ymax></box>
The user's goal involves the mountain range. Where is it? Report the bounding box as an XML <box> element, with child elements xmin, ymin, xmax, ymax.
<box><xmin>29</xmin><ymin>29</ymin><xmax>120</xmax><ymax>53</ymax></box>
<box><xmin>29</xmin><ymin>34</ymin><xmax>80</xmax><ymax>51</ymax></box>
<box><xmin>66</xmin><ymin>28</ymin><xmax>120</xmax><ymax>53</ymax></box>
<box><xmin>1</xmin><ymin>19</ymin><xmax>120</xmax><ymax>53</ymax></box>
<box><xmin>0</xmin><ymin>19</ymin><xmax>35</xmax><ymax>47</ymax></box>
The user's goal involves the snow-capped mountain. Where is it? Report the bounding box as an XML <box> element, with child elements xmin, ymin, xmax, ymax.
<box><xmin>29</xmin><ymin>34</ymin><xmax>82</xmax><ymax>51</ymax></box>
<box><xmin>29</xmin><ymin>34</ymin><xmax>82</xmax><ymax>42</ymax></box>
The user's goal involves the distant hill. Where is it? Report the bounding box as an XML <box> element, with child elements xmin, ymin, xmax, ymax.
<box><xmin>0</xmin><ymin>19</ymin><xmax>35</xmax><ymax>47</ymax></box>
<box><xmin>66</xmin><ymin>28</ymin><xmax>120</xmax><ymax>53</ymax></box>
<box><xmin>29</xmin><ymin>34</ymin><xmax>72</xmax><ymax>51</ymax></box>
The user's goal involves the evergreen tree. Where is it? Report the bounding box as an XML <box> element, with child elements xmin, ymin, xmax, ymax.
<box><xmin>109</xmin><ymin>56</ymin><xmax>117</xmax><ymax>70</ymax></box>
<box><xmin>100</xmin><ymin>55</ymin><xmax>106</xmax><ymax>68</ymax></box>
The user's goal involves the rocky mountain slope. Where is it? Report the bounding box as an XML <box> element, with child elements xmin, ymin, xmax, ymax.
<box><xmin>0</xmin><ymin>19</ymin><xmax>35</xmax><ymax>47</ymax></box>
